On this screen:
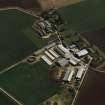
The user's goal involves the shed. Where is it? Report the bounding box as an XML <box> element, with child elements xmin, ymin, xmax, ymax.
<box><xmin>63</xmin><ymin>69</ymin><xmax>74</xmax><ymax>82</ymax></box>
<box><xmin>41</xmin><ymin>55</ymin><xmax>52</xmax><ymax>65</ymax></box>
<box><xmin>76</xmin><ymin>49</ymin><xmax>88</xmax><ymax>57</ymax></box>
<box><xmin>49</xmin><ymin>49</ymin><xmax>59</xmax><ymax>58</ymax></box>
<box><xmin>45</xmin><ymin>51</ymin><xmax>55</xmax><ymax>60</ymax></box>
<box><xmin>58</xmin><ymin>44</ymin><xmax>70</xmax><ymax>53</ymax></box>
<box><xmin>76</xmin><ymin>66</ymin><xmax>85</xmax><ymax>79</ymax></box>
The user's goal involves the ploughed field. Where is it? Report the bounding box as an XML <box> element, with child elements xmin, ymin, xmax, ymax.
<box><xmin>74</xmin><ymin>69</ymin><xmax>105</xmax><ymax>105</ymax></box>
<box><xmin>81</xmin><ymin>28</ymin><xmax>105</xmax><ymax>52</ymax></box>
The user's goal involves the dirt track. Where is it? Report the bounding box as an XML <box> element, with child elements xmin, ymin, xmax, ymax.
<box><xmin>38</xmin><ymin>0</ymin><xmax>81</xmax><ymax>11</ymax></box>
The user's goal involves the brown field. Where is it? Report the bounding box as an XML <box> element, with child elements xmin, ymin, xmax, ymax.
<box><xmin>38</xmin><ymin>0</ymin><xmax>81</xmax><ymax>11</ymax></box>
<box><xmin>74</xmin><ymin>69</ymin><xmax>105</xmax><ymax>105</ymax></box>
<box><xmin>0</xmin><ymin>0</ymin><xmax>40</xmax><ymax>9</ymax></box>
<box><xmin>81</xmin><ymin>28</ymin><xmax>105</xmax><ymax>52</ymax></box>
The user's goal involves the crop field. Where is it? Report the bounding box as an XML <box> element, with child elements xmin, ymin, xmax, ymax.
<box><xmin>24</xmin><ymin>28</ymin><xmax>47</xmax><ymax>49</ymax></box>
<box><xmin>0</xmin><ymin>91</ymin><xmax>18</xmax><ymax>105</ymax></box>
<box><xmin>0</xmin><ymin>9</ymin><xmax>47</xmax><ymax>70</ymax></box>
<box><xmin>58</xmin><ymin>0</ymin><xmax>105</xmax><ymax>32</ymax></box>
<box><xmin>0</xmin><ymin>61</ymin><xmax>60</xmax><ymax>105</ymax></box>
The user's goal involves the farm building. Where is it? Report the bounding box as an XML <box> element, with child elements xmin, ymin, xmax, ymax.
<box><xmin>34</xmin><ymin>20</ymin><xmax>54</xmax><ymax>38</ymax></box>
<box><xmin>41</xmin><ymin>55</ymin><xmax>52</xmax><ymax>65</ymax></box>
<box><xmin>63</xmin><ymin>69</ymin><xmax>74</xmax><ymax>82</ymax></box>
<box><xmin>76</xmin><ymin>49</ymin><xmax>88</xmax><ymax>57</ymax></box>
<box><xmin>76</xmin><ymin>66</ymin><xmax>85</xmax><ymax>79</ymax></box>
<box><xmin>45</xmin><ymin>51</ymin><xmax>55</xmax><ymax>60</ymax></box>
<box><xmin>69</xmin><ymin>56</ymin><xmax>80</xmax><ymax>66</ymax></box>
<box><xmin>55</xmin><ymin>44</ymin><xmax>72</xmax><ymax>58</ymax></box>
<box><xmin>48</xmin><ymin>49</ymin><xmax>60</xmax><ymax>58</ymax></box>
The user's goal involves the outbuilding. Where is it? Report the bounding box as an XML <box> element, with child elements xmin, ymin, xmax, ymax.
<box><xmin>48</xmin><ymin>49</ymin><xmax>59</xmax><ymax>58</ymax></box>
<box><xmin>69</xmin><ymin>56</ymin><xmax>80</xmax><ymax>66</ymax></box>
<box><xmin>58</xmin><ymin>44</ymin><xmax>70</xmax><ymax>53</ymax></box>
<box><xmin>76</xmin><ymin>66</ymin><xmax>85</xmax><ymax>79</ymax></box>
<box><xmin>76</xmin><ymin>49</ymin><xmax>88</xmax><ymax>57</ymax></box>
<box><xmin>41</xmin><ymin>55</ymin><xmax>52</xmax><ymax>65</ymax></box>
<box><xmin>45</xmin><ymin>51</ymin><xmax>55</xmax><ymax>60</ymax></box>
<box><xmin>63</xmin><ymin>69</ymin><xmax>74</xmax><ymax>82</ymax></box>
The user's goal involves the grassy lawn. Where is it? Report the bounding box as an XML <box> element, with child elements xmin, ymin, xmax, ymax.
<box><xmin>58</xmin><ymin>0</ymin><xmax>105</xmax><ymax>32</ymax></box>
<box><xmin>0</xmin><ymin>61</ymin><xmax>60</xmax><ymax>105</ymax></box>
<box><xmin>0</xmin><ymin>9</ymin><xmax>40</xmax><ymax>70</ymax></box>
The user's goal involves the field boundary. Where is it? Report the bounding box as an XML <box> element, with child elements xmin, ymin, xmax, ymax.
<box><xmin>0</xmin><ymin>60</ymin><xmax>24</xmax><ymax>75</ymax></box>
<box><xmin>0</xmin><ymin>87</ymin><xmax>24</xmax><ymax>105</ymax></box>
<box><xmin>71</xmin><ymin>57</ymin><xmax>93</xmax><ymax>105</ymax></box>
<box><xmin>91</xmin><ymin>67</ymin><xmax>105</xmax><ymax>74</ymax></box>
<box><xmin>0</xmin><ymin>6</ymin><xmax>42</xmax><ymax>19</ymax></box>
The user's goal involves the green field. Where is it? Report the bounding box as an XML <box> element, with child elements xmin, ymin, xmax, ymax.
<box><xmin>0</xmin><ymin>9</ymin><xmax>47</xmax><ymax>71</ymax></box>
<box><xmin>0</xmin><ymin>9</ymin><xmax>59</xmax><ymax>105</ymax></box>
<box><xmin>58</xmin><ymin>0</ymin><xmax>105</xmax><ymax>32</ymax></box>
<box><xmin>0</xmin><ymin>91</ymin><xmax>18</xmax><ymax>105</ymax></box>
<box><xmin>0</xmin><ymin>61</ymin><xmax>60</xmax><ymax>105</ymax></box>
<box><xmin>0</xmin><ymin>9</ymin><xmax>36</xmax><ymax>70</ymax></box>
<box><xmin>24</xmin><ymin>28</ymin><xmax>47</xmax><ymax>49</ymax></box>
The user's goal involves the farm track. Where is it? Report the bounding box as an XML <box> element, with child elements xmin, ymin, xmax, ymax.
<box><xmin>0</xmin><ymin>87</ymin><xmax>24</xmax><ymax>105</ymax></box>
